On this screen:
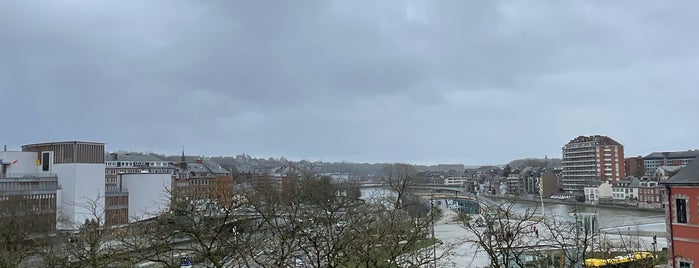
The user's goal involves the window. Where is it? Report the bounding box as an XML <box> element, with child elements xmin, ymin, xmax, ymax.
<box><xmin>42</xmin><ymin>152</ymin><xmax>50</xmax><ymax>171</ymax></box>
<box><xmin>680</xmin><ymin>261</ymin><xmax>691</xmax><ymax>268</ymax></box>
<box><xmin>677</xmin><ymin>198</ymin><xmax>688</xmax><ymax>223</ymax></box>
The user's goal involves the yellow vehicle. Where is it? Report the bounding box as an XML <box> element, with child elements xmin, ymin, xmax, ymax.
<box><xmin>584</xmin><ymin>251</ymin><xmax>654</xmax><ymax>268</ymax></box>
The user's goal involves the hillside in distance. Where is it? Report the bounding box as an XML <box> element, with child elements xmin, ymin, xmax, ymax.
<box><xmin>506</xmin><ymin>157</ymin><xmax>562</xmax><ymax>169</ymax></box>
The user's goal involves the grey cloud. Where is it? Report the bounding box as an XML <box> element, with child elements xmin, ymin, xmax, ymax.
<box><xmin>2</xmin><ymin>1</ymin><xmax>699</xmax><ymax>164</ymax></box>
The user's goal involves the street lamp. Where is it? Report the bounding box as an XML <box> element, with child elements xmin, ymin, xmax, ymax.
<box><xmin>431</xmin><ymin>189</ymin><xmax>436</xmax><ymax>268</ymax></box>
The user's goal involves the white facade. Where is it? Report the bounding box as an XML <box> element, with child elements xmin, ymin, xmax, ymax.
<box><xmin>1</xmin><ymin>149</ymin><xmax>105</xmax><ymax>229</ymax></box>
<box><xmin>584</xmin><ymin>181</ymin><xmax>612</xmax><ymax>202</ymax></box>
<box><xmin>52</xmin><ymin>163</ymin><xmax>106</xmax><ymax>228</ymax></box>
<box><xmin>121</xmin><ymin>173</ymin><xmax>171</xmax><ymax>221</ymax></box>
<box><xmin>598</xmin><ymin>181</ymin><xmax>613</xmax><ymax>200</ymax></box>
<box><xmin>612</xmin><ymin>185</ymin><xmax>638</xmax><ymax>201</ymax></box>
<box><xmin>0</xmin><ymin>151</ymin><xmax>44</xmax><ymax>175</ymax></box>
<box><xmin>584</xmin><ymin>187</ymin><xmax>599</xmax><ymax>202</ymax></box>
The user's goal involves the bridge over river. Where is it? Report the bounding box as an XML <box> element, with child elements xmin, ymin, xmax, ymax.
<box><xmin>360</xmin><ymin>183</ymin><xmax>666</xmax><ymax>237</ymax></box>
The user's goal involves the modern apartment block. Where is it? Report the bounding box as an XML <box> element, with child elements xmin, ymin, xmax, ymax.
<box><xmin>561</xmin><ymin>135</ymin><xmax>625</xmax><ymax>195</ymax></box>
<box><xmin>643</xmin><ymin>150</ymin><xmax>699</xmax><ymax>175</ymax></box>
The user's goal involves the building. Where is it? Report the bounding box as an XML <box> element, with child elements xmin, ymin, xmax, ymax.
<box><xmin>561</xmin><ymin>135</ymin><xmax>625</xmax><ymax>195</ymax></box>
<box><xmin>173</xmin><ymin>154</ymin><xmax>235</xmax><ymax>208</ymax></box>
<box><xmin>625</xmin><ymin>156</ymin><xmax>645</xmax><ymax>178</ymax></box>
<box><xmin>0</xmin><ymin>150</ymin><xmax>59</xmax><ymax>231</ymax></box>
<box><xmin>443</xmin><ymin>176</ymin><xmax>470</xmax><ymax>186</ymax></box>
<box><xmin>519</xmin><ymin>167</ymin><xmax>546</xmax><ymax>195</ymax></box>
<box><xmin>638</xmin><ymin>179</ymin><xmax>664</xmax><ymax>209</ymax></box>
<box><xmin>583</xmin><ymin>181</ymin><xmax>612</xmax><ymax>204</ymax></box>
<box><xmin>663</xmin><ymin>158</ymin><xmax>699</xmax><ymax>267</ymax></box>
<box><xmin>21</xmin><ymin>141</ymin><xmax>105</xmax><ymax>229</ymax></box>
<box><xmin>655</xmin><ymin>166</ymin><xmax>684</xmax><ymax>181</ymax></box>
<box><xmin>109</xmin><ymin>173</ymin><xmax>171</xmax><ymax>223</ymax></box>
<box><xmin>611</xmin><ymin>177</ymin><xmax>640</xmax><ymax>201</ymax></box>
<box><xmin>539</xmin><ymin>169</ymin><xmax>559</xmax><ymax>198</ymax></box>
<box><xmin>644</xmin><ymin>150</ymin><xmax>699</xmax><ymax>175</ymax></box>
<box><xmin>104</xmin><ymin>152</ymin><xmax>176</xmax><ymax>225</ymax></box>
<box><xmin>1</xmin><ymin>142</ymin><xmax>106</xmax><ymax>230</ymax></box>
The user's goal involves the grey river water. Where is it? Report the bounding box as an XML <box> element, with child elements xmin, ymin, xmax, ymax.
<box><xmin>362</xmin><ymin>188</ymin><xmax>666</xmax><ymax>233</ymax></box>
<box><xmin>511</xmin><ymin>201</ymin><xmax>666</xmax><ymax>233</ymax></box>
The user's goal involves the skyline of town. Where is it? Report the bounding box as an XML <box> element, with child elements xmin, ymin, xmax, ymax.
<box><xmin>6</xmin><ymin>136</ymin><xmax>698</xmax><ymax>167</ymax></box>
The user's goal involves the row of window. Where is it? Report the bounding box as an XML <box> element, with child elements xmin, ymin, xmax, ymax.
<box><xmin>0</xmin><ymin>181</ymin><xmax>58</xmax><ymax>191</ymax></box>
<box><xmin>105</xmin><ymin>169</ymin><xmax>176</xmax><ymax>175</ymax></box>
<box><xmin>105</xmin><ymin>161</ymin><xmax>169</xmax><ymax>167</ymax></box>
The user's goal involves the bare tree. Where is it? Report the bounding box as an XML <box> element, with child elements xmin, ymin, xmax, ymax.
<box><xmin>540</xmin><ymin>213</ymin><xmax>597</xmax><ymax>267</ymax></box>
<box><xmin>334</xmin><ymin>163</ymin><xmax>449</xmax><ymax>267</ymax></box>
<box><xmin>122</xmin><ymin>181</ymin><xmax>249</xmax><ymax>268</ymax></box>
<box><xmin>294</xmin><ymin>177</ymin><xmax>362</xmax><ymax>268</ymax></box>
<box><xmin>238</xmin><ymin>176</ymin><xmax>306</xmax><ymax>268</ymax></box>
<box><xmin>62</xmin><ymin>194</ymin><xmax>123</xmax><ymax>268</ymax></box>
<box><xmin>383</xmin><ymin>163</ymin><xmax>420</xmax><ymax>210</ymax></box>
<box><xmin>0</xmin><ymin>194</ymin><xmax>55</xmax><ymax>268</ymax></box>
<box><xmin>459</xmin><ymin>198</ymin><xmax>546</xmax><ymax>268</ymax></box>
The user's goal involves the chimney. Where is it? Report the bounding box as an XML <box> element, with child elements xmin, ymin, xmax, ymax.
<box><xmin>3</xmin><ymin>145</ymin><xmax>6</xmax><ymax>151</ymax></box>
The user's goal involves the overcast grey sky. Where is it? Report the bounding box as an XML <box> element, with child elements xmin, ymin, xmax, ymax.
<box><xmin>1</xmin><ymin>1</ymin><xmax>698</xmax><ymax>165</ymax></box>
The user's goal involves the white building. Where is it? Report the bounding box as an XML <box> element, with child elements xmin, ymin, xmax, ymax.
<box><xmin>21</xmin><ymin>141</ymin><xmax>106</xmax><ymax>229</ymax></box>
<box><xmin>583</xmin><ymin>181</ymin><xmax>612</xmax><ymax>203</ymax></box>
<box><xmin>443</xmin><ymin>176</ymin><xmax>469</xmax><ymax>186</ymax></box>
<box><xmin>611</xmin><ymin>177</ymin><xmax>640</xmax><ymax>201</ymax></box>
<box><xmin>117</xmin><ymin>173</ymin><xmax>171</xmax><ymax>221</ymax></box>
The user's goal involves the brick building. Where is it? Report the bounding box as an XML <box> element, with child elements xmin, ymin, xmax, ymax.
<box><xmin>625</xmin><ymin>156</ymin><xmax>645</xmax><ymax>178</ymax></box>
<box><xmin>664</xmin><ymin>158</ymin><xmax>699</xmax><ymax>267</ymax></box>
<box><xmin>561</xmin><ymin>135</ymin><xmax>625</xmax><ymax>195</ymax></box>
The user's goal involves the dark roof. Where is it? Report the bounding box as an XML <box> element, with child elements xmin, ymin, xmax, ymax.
<box><xmin>643</xmin><ymin>150</ymin><xmax>699</xmax><ymax>160</ymax></box>
<box><xmin>202</xmin><ymin>159</ymin><xmax>230</xmax><ymax>174</ymax></box>
<box><xmin>665</xmin><ymin>159</ymin><xmax>699</xmax><ymax>185</ymax></box>
<box><xmin>22</xmin><ymin>141</ymin><xmax>105</xmax><ymax>147</ymax></box>
<box><xmin>567</xmin><ymin>135</ymin><xmax>621</xmax><ymax>146</ymax></box>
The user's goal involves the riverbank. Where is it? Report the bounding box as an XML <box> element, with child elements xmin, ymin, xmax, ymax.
<box><xmin>482</xmin><ymin>194</ymin><xmax>666</xmax><ymax>214</ymax></box>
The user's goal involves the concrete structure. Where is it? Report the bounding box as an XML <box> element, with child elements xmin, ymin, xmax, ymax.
<box><xmin>644</xmin><ymin>150</ymin><xmax>699</xmax><ymax>175</ymax></box>
<box><xmin>1</xmin><ymin>142</ymin><xmax>105</xmax><ymax>230</ymax></box>
<box><xmin>561</xmin><ymin>135</ymin><xmax>625</xmax><ymax>195</ymax></box>
<box><xmin>21</xmin><ymin>141</ymin><xmax>105</xmax><ymax>229</ymax></box>
<box><xmin>108</xmin><ymin>173</ymin><xmax>171</xmax><ymax>222</ymax></box>
<box><xmin>663</xmin><ymin>158</ymin><xmax>699</xmax><ymax>267</ymax></box>
<box><xmin>104</xmin><ymin>152</ymin><xmax>176</xmax><ymax>225</ymax></box>
<box><xmin>0</xmin><ymin>150</ymin><xmax>59</xmax><ymax>231</ymax></box>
